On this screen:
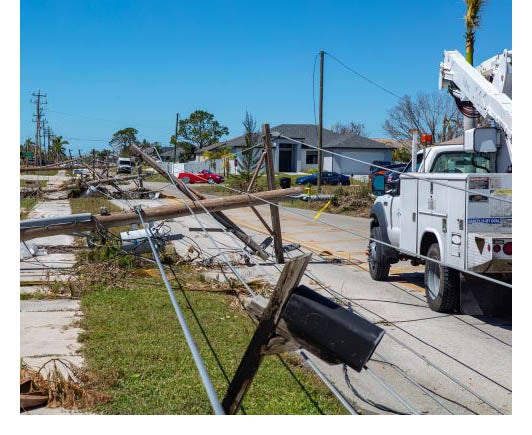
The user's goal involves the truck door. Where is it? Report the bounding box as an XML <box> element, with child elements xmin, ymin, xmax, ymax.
<box><xmin>398</xmin><ymin>177</ymin><xmax>418</xmax><ymax>254</ymax></box>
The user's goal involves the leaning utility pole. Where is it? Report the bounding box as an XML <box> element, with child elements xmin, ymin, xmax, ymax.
<box><xmin>173</xmin><ymin>112</ymin><xmax>179</xmax><ymax>164</ymax></box>
<box><xmin>317</xmin><ymin>51</ymin><xmax>324</xmax><ymax>193</ymax></box>
<box><xmin>31</xmin><ymin>91</ymin><xmax>47</xmax><ymax>166</ymax></box>
<box><xmin>263</xmin><ymin>123</ymin><xmax>285</xmax><ymax>264</ymax></box>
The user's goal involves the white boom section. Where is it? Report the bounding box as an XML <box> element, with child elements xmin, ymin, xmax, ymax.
<box><xmin>439</xmin><ymin>50</ymin><xmax>512</xmax><ymax>160</ymax></box>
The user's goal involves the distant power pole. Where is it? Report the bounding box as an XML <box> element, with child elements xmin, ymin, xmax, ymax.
<box><xmin>173</xmin><ymin>112</ymin><xmax>179</xmax><ymax>163</ymax></box>
<box><xmin>78</xmin><ymin>149</ymin><xmax>82</xmax><ymax>159</ymax></box>
<box><xmin>68</xmin><ymin>148</ymin><xmax>73</xmax><ymax>160</ymax></box>
<box><xmin>31</xmin><ymin>90</ymin><xmax>47</xmax><ymax>166</ymax></box>
<box><xmin>317</xmin><ymin>51</ymin><xmax>324</xmax><ymax>193</ymax></box>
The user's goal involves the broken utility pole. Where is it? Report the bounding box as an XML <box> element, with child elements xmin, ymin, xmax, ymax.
<box><xmin>222</xmin><ymin>254</ymin><xmax>311</xmax><ymax>414</ymax></box>
<box><xmin>20</xmin><ymin>186</ymin><xmax>301</xmax><ymax>241</ymax></box>
<box><xmin>128</xmin><ymin>143</ymin><xmax>271</xmax><ymax>260</ymax></box>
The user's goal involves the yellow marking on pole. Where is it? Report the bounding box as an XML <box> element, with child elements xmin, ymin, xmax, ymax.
<box><xmin>313</xmin><ymin>199</ymin><xmax>332</xmax><ymax>220</ymax></box>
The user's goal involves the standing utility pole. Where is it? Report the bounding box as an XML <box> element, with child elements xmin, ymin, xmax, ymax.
<box><xmin>173</xmin><ymin>112</ymin><xmax>179</xmax><ymax>163</ymax></box>
<box><xmin>317</xmin><ymin>51</ymin><xmax>324</xmax><ymax>193</ymax></box>
<box><xmin>31</xmin><ymin>91</ymin><xmax>47</xmax><ymax>166</ymax></box>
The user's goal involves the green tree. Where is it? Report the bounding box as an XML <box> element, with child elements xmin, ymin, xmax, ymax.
<box><xmin>464</xmin><ymin>0</ymin><xmax>485</xmax><ymax>65</ymax></box>
<box><xmin>218</xmin><ymin>146</ymin><xmax>235</xmax><ymax>177</ymax></box>
<box><xmin>110</xmin><ymin>127</ymin><xmax>138</xmax><ymax>152</ymax></box>
<box><xmin>50</xmin><ymin>136</ymin><xmax>69</xmax><ymax>163</ymax></box>
<box><xmin>202</xmin><ymin>150</ymin><xmax>219</xmax><ymax>172</ymax></box>
<box><xmin>238</xmin><ymin>111</ymin><xmax>261</xmax><ymax>180</ymax></box>
<box><xmin>170</xmin><ymin>135</ymin><xmax>196</xmax><ymax>162</ymax></box>
<box><xmin>177</xmin><ymin>110</ymin><xmax>229</xmax><ymax>150</ymax></box>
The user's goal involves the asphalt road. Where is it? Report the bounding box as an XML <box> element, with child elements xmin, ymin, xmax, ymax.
<box><xmin>114</xmin><ymin>181</ymin><xmax>512</xmax><ymax>415</ymax></box>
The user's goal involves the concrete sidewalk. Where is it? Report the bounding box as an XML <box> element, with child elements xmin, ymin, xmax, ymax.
<box><xmin>20</xmin><ymin>197</ymin><xmax>84</xmax><ymax>415</ymax></box>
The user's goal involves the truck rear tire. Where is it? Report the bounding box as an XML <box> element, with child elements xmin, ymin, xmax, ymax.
<box><xmin>368</xmin><ymin>226</ymin><xmax>390</xmax><ymax>281</ymax></box>
<box><xmin>425</xmin><ymin>242</ymin><xmax>460</xmax><ymax>313</ymax></box>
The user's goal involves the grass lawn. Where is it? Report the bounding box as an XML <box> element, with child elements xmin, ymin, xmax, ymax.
<box><xmin>144</xmin><ymin>173</ymin><xmax>168</xmax><ymax>182</ymax></box>
<box><xmin>80</xmin><ymin>274</ymin><xmax>347</xmax><ymax>415</ymax></box>
<box><xmin>20</xmin><ymin>198</ymin><xmax>38</xmax><ymax>219</ymax></box>
<box><xmin>20</xmin><ymin>179</ymin><xmax>48</xmax><ymax>188</ymax></box>
<box><xmin>69</xmin><ymin>197</ymin><xmax>122</xmax><ymax>215</ymax></box>
<box><xmin>26</xmin><ymin>169</ymin><xmax>59</xmax><ymax>176</ymax></box>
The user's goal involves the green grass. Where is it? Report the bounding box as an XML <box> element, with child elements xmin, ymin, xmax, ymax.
<box><xmin>20</xmin><ymin>198</ymin><xmax>38</xmax><ymax>219</ymax></box>
<box><xmin>69</xmin><ymin>197</ymin><xmax>122</xmax><ymax>215</ymax></box>
<box><xmin>144</xmin><ymin>173</ymin><xmax>168</xmax><ymax>182</ymax></box>
<box><xmin>27</xmin><ymin>169</ymin><xmax>58</xmax><ymax>176</ymax></box>
<box><xmin>20</xmin><ymin>179</ymin><xmax>48</xmax><ymax>188</ymax></box>
<box><xmin>81</xmin><ymin>276</ymin><xmax>347</xmax><ymax>415</ymax></box>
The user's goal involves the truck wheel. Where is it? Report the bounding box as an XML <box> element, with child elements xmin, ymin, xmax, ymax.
<box><xmin>425</xmin><ymin>242</ymin><xmax>460</xmax><ymax>313</ymax></box>
<box><xmin>368</xmin><ymin>226</ymin><xmax>390</xmax><ymax>281</ymax></box>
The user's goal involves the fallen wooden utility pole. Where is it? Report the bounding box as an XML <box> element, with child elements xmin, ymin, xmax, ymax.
<box><xmin>20</xmin><ymin>186</ymin><xmax>301</xmax><ymax>240</ymax></box>
<box><xmin>21</xmin><ymin>174</ymin><xmax>144</xmax><ymax>194</ymax></box>
<box><xmin>128</xmin><ymin>144</ymin><xmax>271</xmax><ymax>260</ymax></box>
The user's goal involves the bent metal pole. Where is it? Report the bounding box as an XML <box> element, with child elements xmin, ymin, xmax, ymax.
<box><xmin>20</xmin><ymin>187</ymin><xmax>302</xmax><ymax>241</ymax></box>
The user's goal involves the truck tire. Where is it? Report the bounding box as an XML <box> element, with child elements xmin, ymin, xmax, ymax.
<box><xmin>368</xmin><ymin>226</ymin><xmax>390</xmax><ymax>281</ymax></box>
<box><xmin>424</xmin><ymin>242</ymin><xmax>460</xmax><ymax>313</ymax></box>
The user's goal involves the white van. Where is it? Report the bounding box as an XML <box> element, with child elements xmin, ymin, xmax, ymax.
<box><xmin>117</xmin><ymin>157</ymin><xmax>133</xmax><ymax>174</ymax></box>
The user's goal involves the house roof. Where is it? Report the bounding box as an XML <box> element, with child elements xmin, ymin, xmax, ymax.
<box><xmin>324</xmin><ymin>135</ymin><xmax>394</xmax><ymax>150</ymax></box>
<box><xmin>197</xmin><ymin>124</ymin><xmax>393</xmax><ymax>154</ymax></box>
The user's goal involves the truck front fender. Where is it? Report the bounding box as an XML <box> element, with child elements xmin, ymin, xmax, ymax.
<box><xmin>370</xmin><ymin>202</ymin><xmax>398</xmax><ymax>260</ymax></box>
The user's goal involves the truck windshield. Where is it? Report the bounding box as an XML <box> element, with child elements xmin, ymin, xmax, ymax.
<box><xmin>430</xmin><ymin>152</ymin><xmax>491</xmax><ymax>173</ymax></box>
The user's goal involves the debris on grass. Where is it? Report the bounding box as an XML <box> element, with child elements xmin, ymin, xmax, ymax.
<box><xmin>20</xmin><ymin>358</ymin><xmax>113</xmax><ymax>410</ymax></box>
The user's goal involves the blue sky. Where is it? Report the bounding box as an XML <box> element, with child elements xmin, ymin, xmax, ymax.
<box><xmin>20</xmin><ymin>0</ymin><xmax>512</xmax><ymax>153</ymax></box>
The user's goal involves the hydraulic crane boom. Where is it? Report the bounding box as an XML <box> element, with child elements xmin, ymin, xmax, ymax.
<box><xmin>439</xmin><ymin>50</ymin><xmax>512</xmax><ymax>161</ymax></box>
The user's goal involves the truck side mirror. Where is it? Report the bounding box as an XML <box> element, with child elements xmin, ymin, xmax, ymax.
<box><xmin>464</xmin><ymin>127</ymin><xmax>498</xmax><ymax>153</ymax></box>
<box><xmin>372</xmin><ymin>174</ymin><xmax>386</xmax><ymax>196</ymax></box>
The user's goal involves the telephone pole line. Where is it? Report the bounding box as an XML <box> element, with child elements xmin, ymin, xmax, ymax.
<box><xmin>317</xmin><ymin>51</ymin><xmax>324</xmax><ymax>193</ymax></box>
<box><xmin>31</xmin><ymin>91</ymin><xmax>47</xmax><ymax>166</ymax></box>
<box><xmin>173</xmin><ymin>112</ymin><xmax>179</xmax><ymax>163</ymax></box>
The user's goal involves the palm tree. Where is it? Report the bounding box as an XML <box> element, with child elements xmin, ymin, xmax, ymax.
<box><xmin>218</xmin><ymin>146</ymin><xmax>235</xmax><ymax>177</ymax></box>
<box><xmin>202</xmin><ymin>150</ymin><xmax>219</xmax><ymax>172</ymax></box>
<box><xmin>50</xmin><ymin>136</ymin><xmax>69</xmax><ymax>163</ymax></box>
<box><xmin>464</xmin><ymin>0</ymin><xmax>485</xmax><ymax>65</ymax></box>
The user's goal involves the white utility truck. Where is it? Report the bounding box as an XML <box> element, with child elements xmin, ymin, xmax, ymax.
<box><xmin>368</xmin><ymin>50</ymin><xmax>512</xmax><ymax>313</ymax></box>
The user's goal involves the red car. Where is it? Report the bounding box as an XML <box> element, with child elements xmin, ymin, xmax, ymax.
<box><xmin>177</xmin><ymin>169</ymin><xmax>224</xmax><ymax>184</ymax></box>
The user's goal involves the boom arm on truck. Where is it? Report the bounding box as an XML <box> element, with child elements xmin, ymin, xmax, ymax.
<box><xmin>439</xmin><ymin>50</ymin><xmax>512</xmax><ymax>161</ymax></box>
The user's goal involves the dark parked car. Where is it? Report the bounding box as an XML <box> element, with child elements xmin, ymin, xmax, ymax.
<box><xmin>295</xmin><ymin>172</ymin><xmax>350</xmax><ymax>186</ymax></box>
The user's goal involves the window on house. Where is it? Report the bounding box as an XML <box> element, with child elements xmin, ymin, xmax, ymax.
<box><xmin>306</xmin><ymin>151</ymin><xmax>318</xmax><ymax>164</ymax></box>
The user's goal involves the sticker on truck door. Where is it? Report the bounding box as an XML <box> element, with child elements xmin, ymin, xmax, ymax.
<box><xmin>469</xmin><ymin>177</ymin><xmax>489</xmax><ymax>190</ymax></box>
